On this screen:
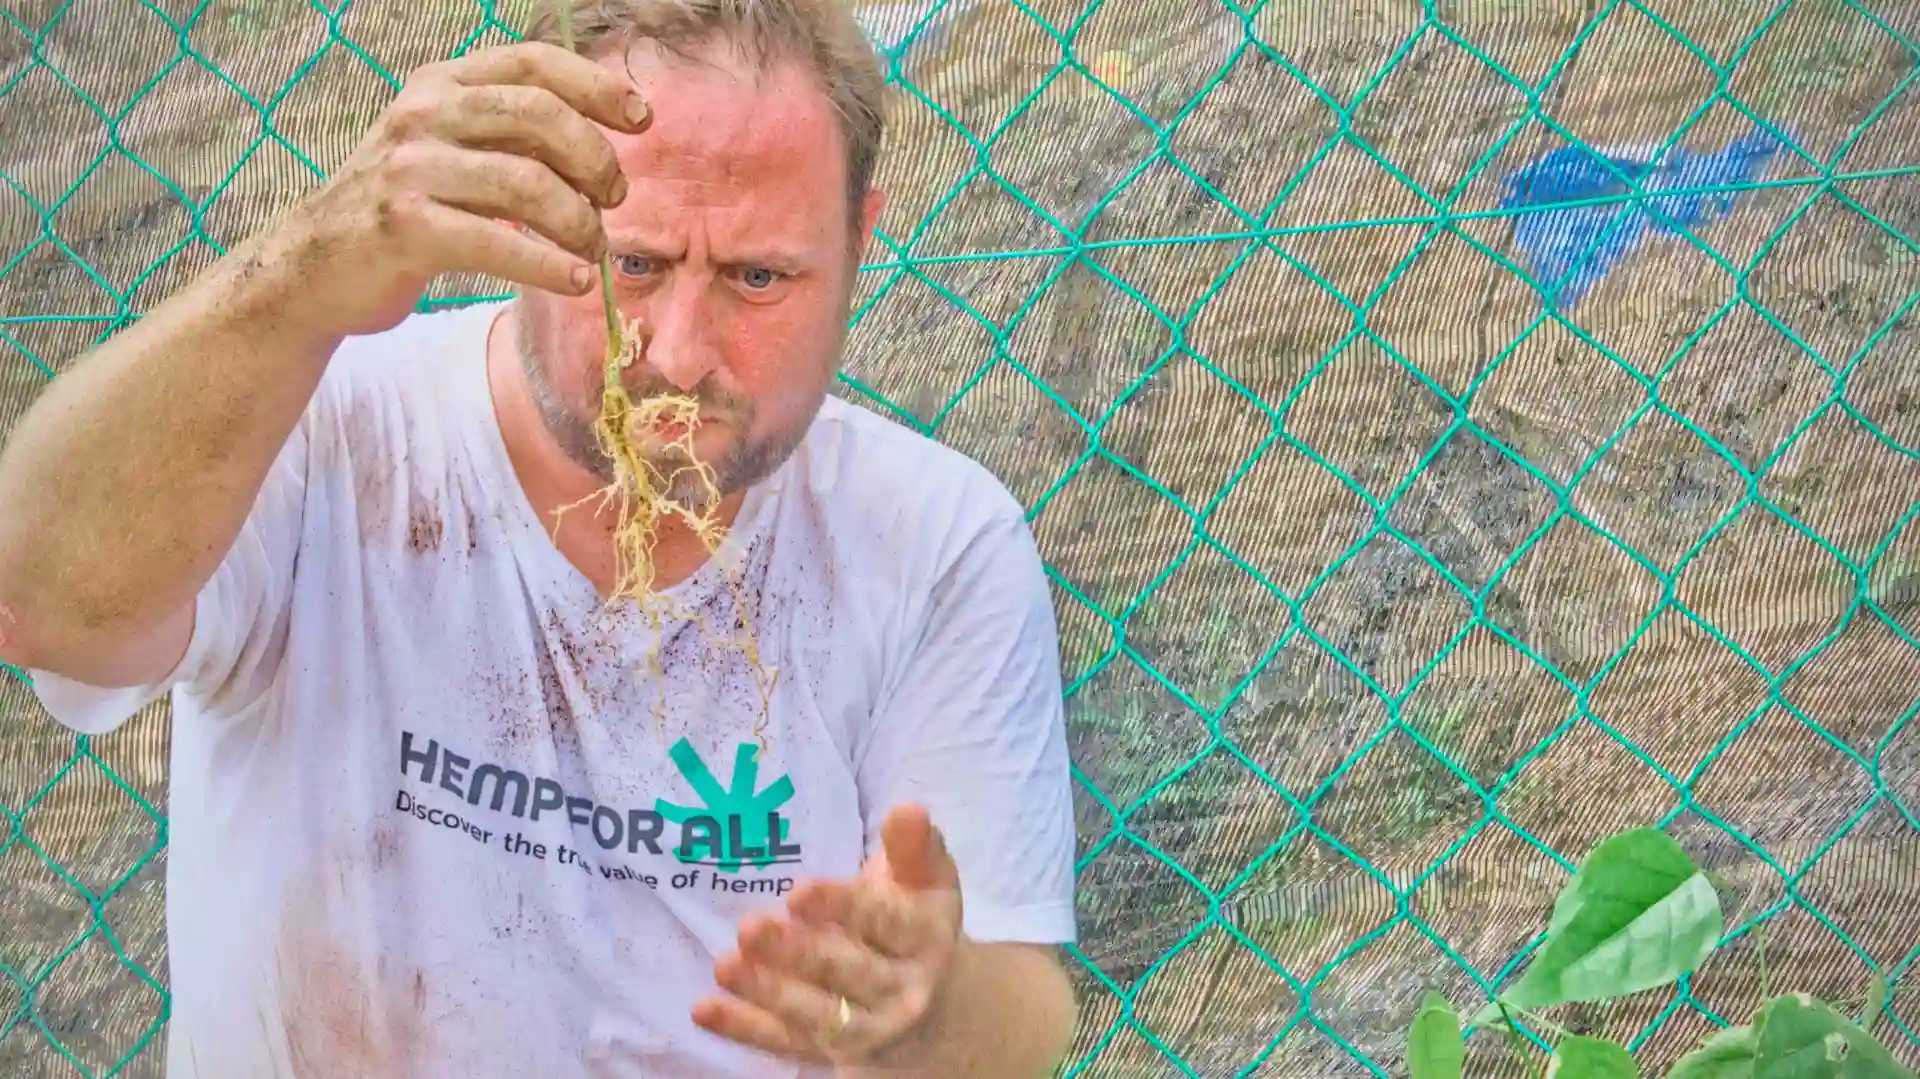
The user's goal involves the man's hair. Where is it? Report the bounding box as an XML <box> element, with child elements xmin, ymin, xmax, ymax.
<box><xmin>526</xmin><ymin>0</ymin><xmax>886</xmax><ymax>226</ymax></box>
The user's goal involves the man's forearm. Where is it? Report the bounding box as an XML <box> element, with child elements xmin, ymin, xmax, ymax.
<box><xmin>0</xmin><ymin>226</ymin><xmax>342</xmax><ymax>672</ymax></box>
<box><xmin>850</xmin><ymin>940</ymin><xmax>1076</xmax><ymax>1078</ymax></box>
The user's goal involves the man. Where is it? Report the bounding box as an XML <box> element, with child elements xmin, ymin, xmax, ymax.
<box><xmin>0</xmin><ymin>1</ymin><xmax>1078</xmax><ymax>1075</ymax></box>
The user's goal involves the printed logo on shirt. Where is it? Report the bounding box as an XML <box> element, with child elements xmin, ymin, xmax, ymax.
<box><xmin>392</xmin><ymin>730</ymin><xmax>804</xmax><ymax>895</ymax></box>
<box><xmin>657</xmin><ymin>738</ymin><xmax>797</xmax><ymax>873</ymax></box>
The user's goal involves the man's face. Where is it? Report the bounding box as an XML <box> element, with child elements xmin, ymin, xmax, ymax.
<box><xmin>517</xmin><ymin>39</ymin><xmax>882</xmax><ymax>508</ymax></box>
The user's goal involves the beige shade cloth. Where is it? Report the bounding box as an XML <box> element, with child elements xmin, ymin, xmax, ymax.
<box><xmin>2</xmin><ymin>1</ymin><xmax>1917</xmax><ymax>1075</ymax></box>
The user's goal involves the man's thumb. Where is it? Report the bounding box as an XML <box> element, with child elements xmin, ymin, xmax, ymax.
<box><xmin>881</xmin><ymin>804</ymin><xmax>958</xmax><ymax>891</ymax></box>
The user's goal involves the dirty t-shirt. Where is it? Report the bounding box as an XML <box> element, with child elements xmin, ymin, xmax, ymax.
<box><xmin>24</xmin><ymin>301</ymin><xmax>1077</xmax><ymax>1078</ymax></box>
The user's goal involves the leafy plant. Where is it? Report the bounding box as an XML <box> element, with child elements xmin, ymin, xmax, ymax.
<box><xmin>1411</xmin><ymin>992</ymin><xmax>1466</xmax><ymax>1079</ymax></box>
<box><xmin>1405</xmin><ymin>827</ymin><xmax>1916</xmax><ymax>1078</ymax></box>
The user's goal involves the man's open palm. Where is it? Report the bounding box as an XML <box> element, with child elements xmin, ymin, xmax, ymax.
<box><xmin>693</xmin><ymin>804</ymin><xmax>967</xmax><ymax>1066</ymax></box>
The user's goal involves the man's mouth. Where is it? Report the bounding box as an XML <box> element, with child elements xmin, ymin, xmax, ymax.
<box><xmin>638</xmin><ymin>408</ymin><xmax>732</xmax><ymax>446</ymax></box>
<box><xmin>649</xmin><ymin>415</ymin><xmax>696</xmax><ymax>441</ymax></box>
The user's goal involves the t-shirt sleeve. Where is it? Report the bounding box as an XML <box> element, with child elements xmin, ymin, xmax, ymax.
<box><xmin>26</xmin><ymin>413</ymin><xmax>312</xmax><ymax>735</ymax></box>
<box><xmin>855</xmin><ymin>504</ymin><xmax>1077</xmax><ymax>946</ymax></box>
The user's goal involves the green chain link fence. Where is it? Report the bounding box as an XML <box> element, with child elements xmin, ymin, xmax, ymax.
<box><xmin>4</xmin><ymin>0</ymin><xmax>1919</xmax><ymax>1075</ymax></box>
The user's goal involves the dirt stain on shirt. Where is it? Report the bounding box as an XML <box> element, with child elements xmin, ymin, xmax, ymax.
<box><xmin>407</xmin><ymin>503</ymin><xmax>445</xmax><ymax>553</ymax></box>
<box><xmin>273</xmin><ymin>827</ymin><xmax>436</xmax><ymax>1077</ymax></box>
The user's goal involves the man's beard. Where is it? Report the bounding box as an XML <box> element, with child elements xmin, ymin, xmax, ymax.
<box><xmin>516</xmin><ymin>312</ymin><xmax>812</xmax><ymax>510</ymax></box>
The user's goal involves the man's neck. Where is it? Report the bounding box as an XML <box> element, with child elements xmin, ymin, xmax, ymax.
<box><xmin>484</xmin><ymin>304</ymin><xmax>744</xmax><ymax>597</ymax></box>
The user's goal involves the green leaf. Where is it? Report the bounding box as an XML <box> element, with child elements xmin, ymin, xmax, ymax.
<box><xmin>1496</xmin><ymin>828</ymin><xmax>1723</xmax><ymax>1012</ymax></box>
<box><xmin>1668</xmin><ymin>1025</ymin><xmax>1758</xmax><ymax>1079</ymax></box>
<box><xmin>1754</xmin><ymin>994</ymin><xmax>1918</xmax><ymax>1078</ymax></box>
<box><xmin>1546</xmin><ymin>1035</ymin><xmax>1637</xmax><ymax>1077</ymax></box>
<box><xmin>1408</xmin><ymin>991</ymin><xmax>1464</xmax><ymax>1079</ymax></box>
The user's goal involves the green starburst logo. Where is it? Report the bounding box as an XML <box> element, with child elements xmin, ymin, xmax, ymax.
<box><xmin>655</xmin><ymin>737</ymin><xmax>796</xmax><ymax>873</ymax></box>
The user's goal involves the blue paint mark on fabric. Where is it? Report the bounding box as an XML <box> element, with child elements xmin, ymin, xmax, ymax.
<box><xmin>1499</xmin><ymin>128</ymin><xmax>1784</xmax><ymax>308</ymax></box>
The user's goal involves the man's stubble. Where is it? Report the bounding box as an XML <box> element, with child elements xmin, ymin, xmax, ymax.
<box><xmin>514</xmin><ymin>306</ymin><xmax>818</xmax><ymax>511</ymax></box>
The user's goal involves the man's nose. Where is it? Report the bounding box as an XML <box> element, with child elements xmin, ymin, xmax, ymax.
<box><xmin>638</xmin><ymin>277</ymin><xmax>722</xmax><ymax>392</ymax></box>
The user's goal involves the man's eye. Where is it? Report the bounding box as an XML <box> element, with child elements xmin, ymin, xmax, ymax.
<box><xmin>614</xmin><ymin>254</ymin><xmax>656</xmax><ymax>276</ymax></box>
<box><xmin>740</xmin><ymin>267</ymin><xmax>780</xmax><ymax>289</ymax></box>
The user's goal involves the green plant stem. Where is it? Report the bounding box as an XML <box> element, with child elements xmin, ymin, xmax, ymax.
<box><xmin>554</xmin><ymin>0</ymin><xmax>627</xmax><ymax>372</ymax></box>
<box><xmin>1517</xmin><ymin>1009</ymin><xmax>1573</xmax><ymax>1040</ymax></box>
<box><xmin>599</xmin><ymin>257</ymin><xmax>621</xmax><ymax>370</ymax></box>
<box><xmin>1496</xmin><ymin>1002</ymin><xmax>1545</xmax><ymax>1079</ymax></box>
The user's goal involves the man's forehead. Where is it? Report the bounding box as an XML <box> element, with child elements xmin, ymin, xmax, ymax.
<box><xmin>597</xmin><ymin>42</ymin><xmax>846</xmax><ymax>197</ymax></box>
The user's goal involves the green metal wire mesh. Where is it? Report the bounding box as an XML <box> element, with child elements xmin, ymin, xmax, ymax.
<box><xmin>2</xmin><ymin>0</ymin><xmax>1918</xmax><ymax>1075</ymax></box>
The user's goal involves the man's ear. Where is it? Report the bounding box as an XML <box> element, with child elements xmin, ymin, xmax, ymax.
<box><xmin>856</xmin><ymin>187</ymin><xmax>887</xmax><ymax>256</ymax></box>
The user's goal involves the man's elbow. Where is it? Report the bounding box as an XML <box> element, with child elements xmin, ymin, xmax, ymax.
<box><xmin>1032</xmin><ymin>947</ymin><xmax>1078</xmax><ymax>1072</ymax></box>
<box><xmin>0</xmin><ymin>588</ymin><xmax>194</xmax><ymax>689</ymax></box>
<box><xmin>0</xmin><ymin>596</ymin><xmax>33</xmax><ymax>672</ymax></box>
<box><xmin>0</xmin><ymin>589</ymin><xmax>72</xmax><ymax>675</ymax></box>
<box><xmin>0</xmin><ymin>564</ymin><xmax>75</xmax><ymax>674</ymax></box>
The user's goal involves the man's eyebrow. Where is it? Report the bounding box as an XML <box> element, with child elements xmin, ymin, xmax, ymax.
<box><xmin>604</xmin><ymin>234</ymin><xmax>810</xmax><ymax>272</ymax></box>
<box><xmin>605</xmin><ymin>233</ymin><xmax>680</xmax><ymax>259</ymax></box>
<box><xmin>708</xmin><ymin>236</ymin><xmax>813</xmax><ymax>272</ymax></box>
<box><xmin>725</xmin><ymin>250</ymin><xmax>810</xmax><ymax>273</ymax></box>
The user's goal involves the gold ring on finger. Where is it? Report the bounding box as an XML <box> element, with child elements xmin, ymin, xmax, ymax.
<box><xmin>824</xmin><ymin>994</ymin><xmax>853</xmax><ymax>1044</ymax></box>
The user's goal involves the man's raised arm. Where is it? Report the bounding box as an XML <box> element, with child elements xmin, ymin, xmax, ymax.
<box><xmin>0</xmin><ymin>42</ymin><xmax>648</xmax><ymax>684</ymax></box>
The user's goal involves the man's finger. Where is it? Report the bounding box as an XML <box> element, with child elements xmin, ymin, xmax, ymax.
<box><xmin>738</xmin><ymin>915</ymin><xmax>900</xmax><ymax>1009</ymax></box>
<box><xmin>881</xmin><ymin>804</ymin><xmax>960</xmax><ymax>892</ymax></box>
<box><xmin>789</xmin><ymin>879</ymin><xmax>939</xmax><ymax>959</ymax></box>
<box><xmin>691</xmin><ymin>995</ymin><xmax>821</xmax><ymax>1062</ymax></box>
<box><xmin>788</xmin><ymin>879</ymin><xmax>856</xmax><ymax>926</ymax></box>
<box><xmin>404</xmin><ymin>199</ymin><xmax>592</xmax><ymax>297</ymax></box>
<box><xmin>713</xmin><ymin>952</ymin><xmax>846</xmax><ymax>1047</ymax></box>
<box><xmin>438</xmin><ymin>41</ymin><xmax>650</xmax><ymax>135</ymax></box>
<box><xmin>384</xmin><ymin>140</ymin><xmax>608</xmax><ymax>266</ymax></box>
<box><xmin>436</xmin><ymin>84</ymin><xmax>629</xmax><ymax>209</ymax></box>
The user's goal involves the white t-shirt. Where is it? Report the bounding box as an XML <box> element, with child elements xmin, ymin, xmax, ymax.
<box><xmin>26</xmin><ymin>300</ymin><xmax>1077</xmax><ymax>1078</ymax></box>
